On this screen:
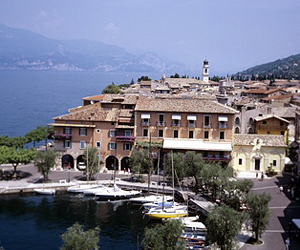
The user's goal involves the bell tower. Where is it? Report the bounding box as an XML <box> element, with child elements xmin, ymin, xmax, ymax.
<box><xmin>202</xmin><ymin>59</ymin><xmax>209</xmax><ymax>83</ymax></box>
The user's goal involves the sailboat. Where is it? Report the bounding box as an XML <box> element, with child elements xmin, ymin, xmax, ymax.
<box><xmin>145</xmin><ymin>152</ymin><xmax>188</xmax><ymax>219</ymax></box>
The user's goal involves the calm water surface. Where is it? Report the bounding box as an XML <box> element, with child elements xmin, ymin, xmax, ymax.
<box><xmin>0</xmin><ymin>194</ymin><xmax>147</xmax><ymax>250</ymax></box>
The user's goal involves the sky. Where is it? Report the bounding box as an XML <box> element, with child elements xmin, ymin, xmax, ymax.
<box><xmin>0</xmin><ymin>0</ymin><xmax>300</xmax><ymax>75</ymax></box>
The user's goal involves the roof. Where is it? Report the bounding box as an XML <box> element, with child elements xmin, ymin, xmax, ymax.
<box><xmin>264</xmin><ymin>88</ymin><xmax>285</xmax><ymax>94</ymax></box>
<box><xmin>255</xmin><ymin>114</ymin><xmax>290</xmax><ymax>123</ymax></box>
<box><xmin>243</xmin><ymin>88</ymin><xmax>267</xmax><ymax>94</ymax></box>
<box><xmin>135</xmin><ymin>98</ymin><xmax>238</xmax><ymax>114</ymax></box>
<box><xmin>272</xmin><ymin>107</ymin><xmax>296</xmax><ymax>119</ymax></box>
<box><xmin>82</xmin><ymin>94</ymin><xmax>104</xmax><ymax>101</ymax></box>
<box><xmin>101</xmin><ymin>94</ymin><xmax>138</xmax><ymax>104</ymax></box>
<box><xmin>163</xmin><ymin>138</ymin><xmax>232</xmax><ymax>151</ymax></box>
<box><xmin>261</xmin><ymin>94</ymin><xmax>293</xmax><ymax>101</ymax></box>
<box><xmin>53</xmin><ymin>107</ymin><xmax>120</xmax><ymax>122</ymax></box>
<box><xmin>233</xmin><ymin>134</ymin><xmax>286</xmax><ymax>147</ymax></box>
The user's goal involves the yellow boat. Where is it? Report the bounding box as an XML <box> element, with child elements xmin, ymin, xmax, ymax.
<box><xmin>145</xmin><ymin>205</ymin><xmax>188</xmax><ymax>220</ymax></box>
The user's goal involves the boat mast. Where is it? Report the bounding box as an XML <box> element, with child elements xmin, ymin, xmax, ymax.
<box><xmin>147</xmin><ymin>133</ymin><xmax>151</xmax><ymax>194</ymax></box>
<box><xmin>156</xmin><ymin>150</ymin><xmax>160</xmax><ymax>195</ymax></box>
<box><xmin>162</xmin><ymin>154</ymin><xmax>166</xmax><ymax>210</ymax></box>
<box><xmin>87</xmin><ymin>143</ymin><xmax>89</xmax><ymax>183</ymax></box>
<box><xmin>172</xmin><ymin>150</ymin><xmax>174</xmax><ymax>201</ymax></box>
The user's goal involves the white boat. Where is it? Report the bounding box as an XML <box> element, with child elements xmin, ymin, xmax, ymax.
<box><xmin>67</xmin><ymin>184</ymin><xmax>99</xmax><ymax>193</ymax></box>
<box><xmin>95</xmin><ymin>184</ymin><xmax>141</xmax><ymax>200</ymax></box>
<box><xmin>34</xmin><ymin>188</ymin><xmax>56</xmax><ymax>195</ymax></box>
<box><xmin>180</xmin><ymin>221</ymin><xmax>207</xmax><ymax>248</ymax></box>
<box><xmin>83</xmin><ymin>185</ymin><xmax>106</xmax><ymax>196</ymax></box>
<box><xmin>129</xmin><ymin>194</ymin><xmax>173</xmax><ymax>205</ymax></box>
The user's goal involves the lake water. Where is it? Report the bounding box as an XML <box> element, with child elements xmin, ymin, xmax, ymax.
<box><xmin>0</xmin><ymin>194</ymin><xmax>147</xmax><ymax>250</ymax></box>
<box><xmin>0</xmin><ymin>70</ymin><xmax>161</xmax><ymax>137</ymax></box>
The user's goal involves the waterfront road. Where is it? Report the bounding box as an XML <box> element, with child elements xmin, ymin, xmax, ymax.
<box><xmin>241</xmin><ymin>173</ymin><xmax>300</xmax><ymax>250</ymax></box>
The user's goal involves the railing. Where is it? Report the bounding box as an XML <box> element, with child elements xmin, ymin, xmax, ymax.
<box><xmin>202</xmin><ymin>123</ymin><xmax>212</xmax><ymax>128</ymax></box>
<box><xmin>218</xmin><ymin>122</ymin><xmax>228</xmax><ymax>129</ymax></box>
<box><xmin>116</xmin><ymin>135</ymin><xmax>135</xmax><ymax>142</ymax></box>
<box><xmin>171</xmin><ymin>122</ymin><xmax>181</xmax><ymax>127</ymax></box>
<box><xmin>156</xmin><ymin>121</ymin><xmax>165</xmax><ymax>126</ymax></box>
<box><xmin>141</xmin><ymin>121</ymin><xmax>150</xmax><ymax>126</ymax></box>
<box><xmin>187</xmin><ymin>122</ymin><xmax>196</xmax><ymax>128</ymax></box>
<box><xmin>202</xmin><ymin>155</ymin><xmax>231</xmax><ymax>161</ymax></box>
<box><xmin>53</xmin><ymin>134</ymin><xmax>72</xmax><ymax>140</ymax></box>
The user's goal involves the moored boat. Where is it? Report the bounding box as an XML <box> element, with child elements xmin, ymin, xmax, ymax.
<box><xmin>129</xmin><ymin>194</ymin><xmax>173</xmax><ymax>205</ymax></box>
<box><xmin>67</xmin><ymin>184</ymin><xmax>99</xmax><ymax>193</ymax></box>
<box><xmin>145</xmin><ymin>204</ymin><xmax>188</xmax><ymax>219</ymax></box>
<box><xmin>34</xmin><ymin>188</ymin><xmax>56</xmax><ymax>195</ymax></box>
<box><xmin>95</xmin><ymin>184</ymin><xmax>141</xmax><ymax>200</ymax></box>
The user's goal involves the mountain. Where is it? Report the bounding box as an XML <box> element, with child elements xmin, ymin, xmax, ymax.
<box><xmin>235</xmin><ymin>54</ymin><xmax>300</xmax><ymax>80</ymax></box>
<box><xmin>0</xmin><ymin>24</ymin><xmax>187</xmax><ymax>73</ymax></box>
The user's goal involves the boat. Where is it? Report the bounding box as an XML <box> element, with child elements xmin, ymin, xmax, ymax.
<box><xmin>180</xmin><ymin>221</ymin><xmax>207</xmax><ymax>248</ymax></box>
<box><xmin>95</xmin><ymin>184</ymin><xmax>141</xmax><ymax>200</ymax></box>
<box><xmin>83</xmin><ymin>185</ymin><xmax>106</xmax><ymax>196</ymax></box>
<box><xmin>67</xmin><ymin>184</ymin><xmax>99</xmax><ymax>193</ymax></box>
<box><xmin>142</xmin><ymin>201</ymin><xmax>179</xmax><ymax>211</ymax></box>
<box><xmin>34</xmin><ymin>188</ymin><xmax>56</xmax><ymax>195</ymax></box>
<box><xmin>129</xmin><ymin>194</ymin><xmax>173</xmax><ymax>205</ymax></box>
<box><xmin>145</xmin><ymin>152</ymin><xmax>188</xmax><ymax>220</ymax></box>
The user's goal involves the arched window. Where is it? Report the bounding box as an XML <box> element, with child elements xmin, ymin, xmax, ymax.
<box><xmin>248</xmin><ymin>117</ymin><xmax>254</xmax><ymax>125</ymax></box>
<box><xmin>235</xmin><ymin>117</ymin><xmax>240</xmax><ymax>125</ymax></box>
<box><xmin>248</xmin><ymin>128</ymin><xmax>254</xmax><ymax>134</ymax></box>
<box><xmin>235</xmin><ymin>127</ymin><xmax>240</xmax><ymax>134</ymax></box>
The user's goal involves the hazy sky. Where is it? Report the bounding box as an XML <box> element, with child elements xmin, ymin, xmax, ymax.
<box><xmin>0</xmin><ymin>0</ymin><xmax>299</xmax><ymax>75</ymax></box>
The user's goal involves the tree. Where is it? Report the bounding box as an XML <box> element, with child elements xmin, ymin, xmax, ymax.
<box><xmin>25</xmin><ymin>126</ymin><xmax>53</xmax><ymax>147</ymax></box>
<box><xmin>243</xmin><ymin>192</ymin><xmax>271</xmax><ymax>243</ymax></box>
<box><xmin>0</xmin><ymin>146</ymin><xmax>36</xmax><ymax>177</ymax></box>
<box><xmin>143</xmin><ymin>219</ymin><xmax>185</xmax><ymax>250</ymax></box>
<box><xmin>101</xmin><ymin>83</ymin><xmax>120</xmax><ymax>94</ymax></box>
<box><xmin>130</xmin><ymin>148</ymin><xmax>150</xmax><ymax>175</ymax></box>
<box><xmin>184</xmin><ymin>151</ymin><xmax>206</xmax><ymax>190</ymax></box>
<box><xmin>137</xmin><ymin>76</ymin><xmax>151</xmax><ymax>82</ymax></box>
<box><xmin>83</xmin><ymin>147</ymin><xmax>100</xmax><ymax>181</ymax></box>
<box><xmin>60</xmin><ymin>222</ymin><xmax>100</xmax><ymax>250</ymax></box>
<box><xmin>166</xmin><ymin>152</ymin><xmax>185</xmax><ymax>184</ymax></box>
<box><xmin>34</xmin><ymin>150</ymin><xmax>57</xmax><ymax>182</ymax></box>
<box><xmin>206</xmin><ymin>205</ymin><xmax>243</xmax><ymax>250</ymax></box>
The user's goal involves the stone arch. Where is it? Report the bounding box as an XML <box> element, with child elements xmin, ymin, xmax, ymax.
<box><xmin>235</xmin><ymin>117</ymin><xmax>240</xmax><ymax>125</ymax></box>
<box><xmin>106</xmin><ymin>155</ymin><xmax>119</xmax><ymax>170</ymax></box>
<box><xmin>121</xmin><ymin>156</ymin><xmax>131</xmax><ymax>171</ymax></box>
<box><xmin>235</xmin><ymin>127</ymin><xmax>240</xmax><ymax>134</ymax></box>
<box><xmin>62</xmin><ymin>154</ymin><xmax>74</xmax><ymax>170</ymax></box>
<box><xmin>248</xmin><ymin>127</ymin><xmax>254</xmax><ymax>134</ymax></box>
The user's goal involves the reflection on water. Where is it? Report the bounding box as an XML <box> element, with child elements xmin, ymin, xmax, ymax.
<box><xmin>0</xmin><ymin>194</ymin><xmax>147</xmax><ymax>250</ymax></box>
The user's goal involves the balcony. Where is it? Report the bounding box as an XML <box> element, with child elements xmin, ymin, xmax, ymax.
<box><xmin>141</xmin><ymin>121</ymin><xmax>150</xmax><ymax>126</ymax></box>
<box><xmin>202</xmin><ymin>155</ymin><xmax>232</xmax><ymax>161</ymax></box>
<box><xmin>53</xmin><ymin>134</ymin><xmax>72</xmax><ymax>140</ymax></box>
<box><xmin>171</xmin><ymin>121</ymin><xmax>181</xmax><ymax>127</ymax></box>
<box><xmin>202</xmin><ymin>123</ymin><xmax>212</xmax><ymax>129</ymax></box>
<box><xmin>218</xmin><ymin>122</ymin><xmax>228</xmax><ymax>129</ymax></box>
<box><xmin>53</xmin><ymin>144</ymin><xmax>68</xmax><ymax>151</ymax></box>
<box><xmin>187</xmin><ymin>122</ymin><xmax>196</xmax><ymax>128</ymax></box>
<box><xmin>116</xmin><ymin>135</ymin><xmax>135</xmax><ymax>142</ymax></box>
<box><xmin>156</xmin><ymin>121</ymin><xmax>165</xmax><ymax>126</ymax></box>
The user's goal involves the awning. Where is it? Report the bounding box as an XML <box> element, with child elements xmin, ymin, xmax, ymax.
<box><xmin>172</xmin><ymin>114</ymin><xmax>181</xmax><ymax>120</ymax></box>
<box><xmin>163</xmin><ymin>138</ymin><xmax>231</xmax><ymax>151</ymax></box>
<box><xmin>48</xmin><ymin>123</ymin><xmax>96</xmax><ymax>128</ymax></box>
<box><xmin>218</xmin><ymin>116</ymin><xmax>228</xmax><ymax>122</ymax></box>
<box><xmin>187</xmin><ymin>115</ymin><xmax>197</xmax><ymax>121</ymax></box>
<box><xmin>141</xmin><ymin>114</ymin><xmax>150</xmax><ymax>119</ymax></box>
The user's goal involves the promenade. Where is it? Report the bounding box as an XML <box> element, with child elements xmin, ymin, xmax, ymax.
<box><xmin>1</xmin><ymin>164</ymin><xmax>299</xmax><ymax>249</ymax></box>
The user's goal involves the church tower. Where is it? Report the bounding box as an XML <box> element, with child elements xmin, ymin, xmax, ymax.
<box><xmin>202</xmin><ymin>59</ymin><xmax>209</xmax><ymax>83</ymax></box>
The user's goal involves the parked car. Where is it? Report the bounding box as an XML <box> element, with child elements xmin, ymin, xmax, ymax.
<box><xmin>77</xmin><ymin>162</ymin><xmax>86</xmax><ymax>171</ymax></box>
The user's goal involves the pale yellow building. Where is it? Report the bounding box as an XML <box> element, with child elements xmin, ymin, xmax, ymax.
<box><xmin>231</xmin><ymin>134</ymin><xmax>286</xmax><ymax>173</ymax></box>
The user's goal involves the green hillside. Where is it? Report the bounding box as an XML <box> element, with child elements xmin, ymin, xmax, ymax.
<box><xmin>235</xmin><ymin>54</ymin><xmax>300</xmax><ymax>80</ymax></box>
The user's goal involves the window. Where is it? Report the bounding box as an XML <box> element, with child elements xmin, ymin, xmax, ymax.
<box><xmin>204</xmin><ymin>116</ymin><xmax>210</xmax><ymax>127</ymax></box>
<box><xmin>235</xmin><ymin>127</ymin><xmax>240</xmax><ymax>134</ymax></box>
<box><xmin>96</xmin><ymin>129</ymin><xmax>100</xmax><ymax>133</ymax></box>
<box><xmin>143</xmin><ymin>129</ymin><xmax>148</xmax><ymax>137</ymax></box>
<box><xmin>235</xmin><ymin>117</ymin><xmax>240</xmax><ymax>125</ymax></box>
<box><xmin>111</xmin><ymin>122</ymin><xmax>115</xmax><ymax>126</ymax></box>
<box><xmin>123</xmin><ymin>143</ymin><xmax>132</xmax><ymax>151</ymax></box>
<box><xmin>189</xmin><ymin>130</ymin><xmax>194</xmax><ymax>139</ymax></box>
<box><xmin>174</xmin><ymin>130</ymin><xmax>179</xmax><ymax>138</ymax></box>
<box><xmin>158</xmin><ymin>114</ymin><xmax>165</xmax><ymax>126</ymax></box>
<box><xmin>63</xmin><ymin>140</ymin><xmax>71</xmax><ymax>148</ymax></box>
<box><xmin>239</xmin><ymin>158</ymin><xmax>242</xmax><ymax>165</ymax></box>
<box><xmin>96</xmin><ymin>141</ymin><xmax>101</xmax><ymax>148</ymax></box>
<box><xmin>80</xmin><ymin>141</ymin><xmax>86</xmax><ymax>149</ymax></box>
<box><xmin>281</xmin><ymin>131</ymin><xmax>284</xmax><ymax>135</ymax></box>
<box><xmin>263</xmin><ymin>121</ymin><xmax>267</xmax><ymax>125</ymax></box>
<box><xmin>108</xmin><ymin>142</ymin><xmax>116</xmax><ymax>150</ymax></box>
<box><xmin>66</xmin><ymin>120</ymin><xmax>70</xmax><ymax>124</ymax></box>
<box><xmin>79</xmin><ymin>128</ymin><xmax>87</xmax><ymax>136</ymax></box>
<box><xmin>273</xmin><ymin>160</ymin><xmax>277</xmax><ymax>167</ymax></box>
<box><xmin>63</xmin><ymin>127</ymin><xmax>72</xmax><ymax>135</ymax></box>
<box><xmin>81</xmin><ymin>121</ymin><xmax>86</xmax><ymax>124</ymax></box>
<box><xmin>125</xmin><ymin>130</ymin><xmax>131</xmax><ymax>137</ymax></box>
<box><xmin>280</xmin><ymin>121</ymin><xmax>284</xmax><ymax>126</ymax></box>
<box><xmin>204</xmin><ymin>131</ymin><xmax>209</xmax><ymax>139</ymax></box>
<box><xmin>109</xmin><ymin>129</ymin><xmax>116</xmax><ymax>137</ymax></box>
<box><xmin>142</xmin><ymin>118</ymin><xmax>150</xmax><ymax>126</ymax></box>
<box><xmin>159</xmin><ymin>129</ymin><xmax>163</xmax><ymax>138</ymax></box>
<box><xmin>220</xmin><ymin>131</ymin><xmax>225</xmax><ymax>140</ymax></box>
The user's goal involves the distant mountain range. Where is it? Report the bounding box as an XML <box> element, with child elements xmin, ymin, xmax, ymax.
<box><xmin>0</xmin><ymin>24</ymin><xmax>187</xmax><ymax>73</ymax></box>
<box><xmin>235</xmin><ymin>54</ymin><xmax>300</xmax><ymax>80</ymax></box>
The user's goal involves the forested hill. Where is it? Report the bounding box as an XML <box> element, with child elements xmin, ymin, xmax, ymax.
<box><xmin>235</xmin><ymin>54</ymin><xmax>300</xmax><ymax>80</ymax></box>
